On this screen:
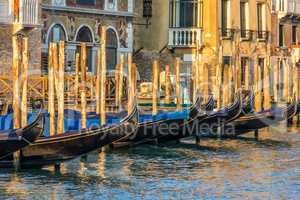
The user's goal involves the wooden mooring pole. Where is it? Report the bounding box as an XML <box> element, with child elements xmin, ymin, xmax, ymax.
<box><xmin>273</xmin><ymin>62</ymin><xmax>279</xmax><ymax>103</ymax></box>
<box><xmin>115</xmin><ymin>63</ymin><xmax>120</xmax><ymax>106</ymax></box>
<box><xmin>80</xmin><ymin>43</ymin><xmax>87</xmax><ymax>129</ymax></box>
<box><xmin>283</xmin><ymin>59</ymin><xmax>290</xmax><ymax>102</ymax></box>
<box><xmin>152</xmin><ymin>60</ymin><xmax>159</xmax><ymax>115</ymax></box>
<box><xmin>100</xmin><ymin>26</ymin><xmax>107</xmax><ymax>126</ymax></box>
<box><xmin>263</xmin><ymin>60</ymin><xmax>271</xmax><ymax>111</ymax></box>
<box><xmin>48</xmin><ymin>43</ymin><xmax>55</xmax><ymax>136</ymax></box>
<box><xmin>12</xmin><ymin>35</ymin><xmax>20</xmax><ymax>129</ymax></box>
<box><xmin>216</xmin><ymin>64</ymin><xmax>222</xmax><ymax>109</ymax></box>
<box><xmin>21</xmin><ymin>37</ymin><xmax>28</xmax><ymax>128</ymax></box>
<box><xmin>223</xmin><ymin>65</ymin><xmax>229</xmax><ymax>106</ymax></box>
<box><xmin>96</xmin><ymin>48</ymin><xmax>101</xmax><ymax>115</ymax></box>
<box><xmin>165</xmin><ymin>65</ymin><xmax>171</xmax><ymax>104</ymax></box>
<box><xmin>244</xmin><ymin>62</ymin><xmax>250</xmax><ymax>91</ymax></box>
<box><xmin>254</xmin><ymin>61</ymin><xmax>262</xmax><ymax>112</ymax></box>
<box><xmin>175</xmin><ymin>58</ymin><xmax>181</xmax><ymax>111</ymax></box>
<box><xmin>192</xmin><ymin>61</ymin><xmax>197</xmax><ymax>102</ymax></box>
<box><xmin>127</xmin><ymin>53</ymin><xmax>133</xmax><ymax>114</ymax></box>
<box><xmin>74</xmin><ymin>53</ymin><xmax>80</xmax><ymax>105</ymax></box>
<box><xmin>57</xmin><ymin>41</ymin><xmax>65</xmax><ymax>134</ymax></box>
<box><xmin>118</xmin><ymin>54</ymin><xmax>124</xmax><ymax>111</ymax></box>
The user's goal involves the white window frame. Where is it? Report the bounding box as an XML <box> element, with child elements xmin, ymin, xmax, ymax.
<box><xmin>240</xmin><ymin>1</ymin><xmax>249</xmax><ymax>30</ymax></box>
<box><xmin>105</xmin><ymin>0</ymin><xmax>118</xmax><ymax>11</ymax></box>
<box><xmin>52</xmin><ymin>0</ymin><xmax>66</xmax><ymax>6</ymax></box>
<box><xmin>220</xmin><ymin>0</ymin><xmax>231</xmax><ymax>29</ymax></box>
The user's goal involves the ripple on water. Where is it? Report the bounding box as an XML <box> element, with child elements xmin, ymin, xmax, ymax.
<box><xmin>0</xmin><ymin>123</ymin><xmax>300</xmax><ymax>199</ymax></box>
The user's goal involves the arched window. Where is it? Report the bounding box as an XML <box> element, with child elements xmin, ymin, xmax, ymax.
<box><xmin>48</xmin><ymin>24</ymin><xmax>67</xmax><ymax>43</ymax></box>
<box><xmin>76</xmin><ymin>26</ymin><xmax>93</xmax><ymax>42</ymax></box>
<box><xmin>106</xmin><ymin>29</ymin><xmax>118</xmax><ymax>70</ymax></box>
<box><xmin>76</xmin><ymin>26</ymin><xmax>94</xmax><ymax>72</ymax></box>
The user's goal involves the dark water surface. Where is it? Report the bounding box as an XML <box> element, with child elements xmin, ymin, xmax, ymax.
<box><xmin>0</xmin><ymin>122</ymin><xmax>300</xmax><ymax>199</ymax></box>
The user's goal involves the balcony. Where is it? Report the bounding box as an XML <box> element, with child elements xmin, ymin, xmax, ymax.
<box><xmin>277</xmin><ymin>0</ymin><xmax>300</xmax><ymax>19</ymax></box>
<box><xmin>0</xmin><ymin>0</ymin><xmax>39</xmax><ymax>27</ymax></box>
<box><xmin>257</xmin><ymin>31</ymin><xmax>269</xmax><ymax>42</ymax></box>
<box><xmin>168</xmin><ymin>28</ymin><xmax>202</xmax><ymax>48</ymax></box>
<box><xmin>220</xmin><ymin>28</ymin><xmax>235</xmax><ymax>40</ymax></box>
<box><xmin>240</xmin><ymin>30</ymin><xmax>253</xmax><ymax>41</ymax></box>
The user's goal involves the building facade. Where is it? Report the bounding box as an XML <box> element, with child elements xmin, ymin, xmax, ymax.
<box><xmin>133</xmin><ymin>0</ymin><xmax>203</xmax><ymax>81</ymax></box>
<box><xmin>270</xmin><ymin>0</ymin><xmax>300</xmax><ymax>100</ymax></box>
<box><xmin>0</xmin><ymin>0</ymin><xmax>41</xmax><ymax>74</ymax></box>
<box><xmin>0</xmin><ymin>0</ymin><xmax>134</xmax><ymax>75</ymax></box>
<box><xmin>41</xmin><ymin>0</ymin><xmax>134</xmax><ymax>74</ymax></box>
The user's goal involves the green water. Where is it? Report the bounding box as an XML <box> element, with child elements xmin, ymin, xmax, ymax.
<box><xmin>0</xmin><ymin>122</ymin><xmax>299</xmax><ymax>199</ymax></box>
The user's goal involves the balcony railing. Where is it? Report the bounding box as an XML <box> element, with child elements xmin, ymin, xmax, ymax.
<box><xmin>0</xmin><ymin>0</ymin><xmax>39</xmax><ymax>26</ymax></box>
<box><xmin>168</xmin><ymin>28</ymin><xmax>202</xmax><ymax>47</ymax></box>
<box><xmin>257</xmin><ymin>31</ymin><xmax>269</xmax><ymax>41</ymax></box>
<box><xmin>240</xmin><ymin>30</ymin><xmax>253</xmax><ymax>41</ymax></box>
<box><xmin>277</xmin><ymin>0</ymin><xmax>300</xmax><ymax>18</ymax></box>
<box><xmin>221</xmin><ymin>28</ymin><xmax>235</xmax><ymax>40</ymax></box>
<box><xmin>18</xmin><ymin>0</ymin><xmax>39</xmax><ymax>26</ymax></box>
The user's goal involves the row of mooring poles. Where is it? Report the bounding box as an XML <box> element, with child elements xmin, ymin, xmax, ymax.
<box><xmin>150</xmin><ymin>58</ymin><xmax>182</xmax><ymax>116</ymax></box>
<box><xmin>48</xmin><ymin>41</ymin><xmax>65</xmax><ymax>135</ymax></box>
<box><xmin>12</xmin><ymin>35</ymin><xmax>30</xmax><ymax>169</ymax></box>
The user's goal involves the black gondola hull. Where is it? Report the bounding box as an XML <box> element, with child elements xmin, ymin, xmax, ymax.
<box><xmin>0</xmin><ymin>107</ymin><xmax>138</xmax><ymax>168</ymax></box>
<box><xmin>0</xmin><ymin>113</ymin><xmax>44</xmax><ymax>159</ymax></box>
<box><xmin>224</xmin><ymin>102</ymin><xmax>298</xmax><ymax>137</ymax></box>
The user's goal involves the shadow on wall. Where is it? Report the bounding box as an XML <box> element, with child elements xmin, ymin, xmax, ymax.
<box><xmin>133</xmin><ymin>50</ymin><xmax>175</xmax><ymax>81</ymax></box>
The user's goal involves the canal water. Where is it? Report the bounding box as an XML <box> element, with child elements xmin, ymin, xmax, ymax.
<box><xmin>0</xmin><ymin>122</ymin><xmax>299</xmax><ymax>199</ymax></box>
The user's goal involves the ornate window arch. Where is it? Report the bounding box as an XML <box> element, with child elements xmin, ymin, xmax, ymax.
<box><xmin>47</xmin><ymin>23</ymin><xmax>68</xmax><ymax>43</ymax></box>
<box><xmin>75</xmin><ymin>25</ymin><xmax>94</xmax><ymax>43</ymax></box>
<box><xmin>106</xmin><ymin>28</ymin><xmax>119</xmax><ymax>70</ymax></box>
<box><xmin>75</xmin><ymin>25</ymin><xmax>95</xmax><ymax>72</ymax></box>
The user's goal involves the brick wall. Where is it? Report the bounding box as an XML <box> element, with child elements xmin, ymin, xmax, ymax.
<box><xmin>0</xmin><ymin>25</ymin><xmax>41</xmax><ymax>75</ymax></box>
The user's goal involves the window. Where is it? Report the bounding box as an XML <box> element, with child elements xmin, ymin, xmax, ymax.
<box><xmin>241</xmin><ymin>57</ymin><xmax>249</xmax><ymax>86</ymax></box>
<box><xmin>48</xmin><ymin>24</ymin><xmax>66</xmax><ymax>43</ymax></box>
<box><xmin>279</xmin><ymin>0</ymin><xmax>284</xmax><ymax>11</ymax></box>
<box><xmin>221</xmin><ymin>0</ymin><xmax>230</xmax><ymax>30</ymax></box>
<box><xmin>279</xmin><ymin>24</ymin><xmax>284</xmax><ymax>47</ymax></box>
<box><xmin>169</xmin><ymin>0</ymin><xmax>202</xmax><ymax>28</ymax></box>
<box><xmin>106</xmin><ymin>0</ymin><xmax>117</xmax><ymax>10</ymax></box>
<box><xmin>76</xmin><ymin>26</ymin><xmax>94</xmax><ymax>72</ymax></box>
<box><xmin>143</xmin><ymin>0</ymin><xmax>152</xmax><ymax>18</ymax></box>
<box><xmin>76</xmin><ymin>0</ymin><xmax>95</xmax><ymax>5</ymax></box>
<box><xmin>257</xmin><ymin>3</ymin><xmax>263</xmax><ymax>31</ymax></box>
<box><xmin>292</xmin><ymin>25</ymin><xmax>297</xmax><ymax>45</ymax></box>
<box><xmin>106</xmin><ymin>29</ymin><xmax>118</xmax><ymax>70</ymax></box>
<box><xmin>240</xmin><ymin>1</ymin><xmax>249</xmax><ymax>38</ymax></box>
<box><xmin>271</xmin><ymin>0</ymin><xmax>276</xmax><ymax>11</ymax></box>
<box><xmin>257</xmin><ymin>3</ymin><xmax>267</xmax><ymax>40</ymax></box>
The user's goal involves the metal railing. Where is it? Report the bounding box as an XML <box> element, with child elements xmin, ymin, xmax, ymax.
<box><xmin>169</xmin><ymin>0</ymin><xmax>203</xmax><ymax>28</ymax></box>
<box><xmin>19</xmin><ymin>0</ymin><xmax>39</xmax><ymax>25</ymax></box>
<box><xmin>240</xmin><ymin>30</ymin><xmax>253</xmax><ymax>41</ymax></box>
<box><xmin>257</xmin><ymin>31</ymin><xmax>269</xmax><ymax>41</ymax></box>
<box><xmin>168</xmin><ymin>27</ymin><xmax>202</xmax><ymax>47</ymax></box>
<box><xmin>220</xmin><ymin>28</ymin><xmax>235</xmax><ymax>40</ymax></box>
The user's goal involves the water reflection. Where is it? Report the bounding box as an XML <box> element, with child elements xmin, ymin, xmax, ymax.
<box><xmin>0</xmin><ymin>122</ymin><xmax>300</xmax><ymax>199</ymax></box>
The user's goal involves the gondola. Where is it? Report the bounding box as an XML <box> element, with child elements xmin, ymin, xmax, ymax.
<box><xmin>133</xmin><ymin>93</ymin><xmax>213</xmax><ymax>143</ymax></box>
<box><xmin>0</xmin><ymin>111</ymin><xmax>44</xmax><ymax>159</ymax></box>
<box><xmin>0</xmin><ymin>105</ymin><xmax>139</xmax><ymax>168</ymax></box>
<box><xmin>198</xmin><ymin>91</ymin><xmax>243</xmax><ymax>137</ymax></box>
<box><xmin>296</xmin><ymin>101</ymin><xmax>300</xmax><ymax>115</ymax></box>
<box><xmin>224</xmin><ymin>97</ymin><xmax>298</xmax><ymax>137</ymax></box>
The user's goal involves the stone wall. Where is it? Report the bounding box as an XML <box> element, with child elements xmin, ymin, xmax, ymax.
<box><xmin>0</xmin><ymin>25</ymin><xmax>41</xmax><ymax>75</ymax></box>
<box><xmin>134</xmin><ymin>49</ymin><xmax>192</xmax><ymax>82</ymax></box>
<box><xmin>0</xmin><ymin>25</ymin><xmax>12</xmax><ymax>75</ymax></box>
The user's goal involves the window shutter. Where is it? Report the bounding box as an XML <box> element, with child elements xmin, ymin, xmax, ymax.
<box><xmin>143</xmin><ymin>0</ymin><xmax>152</xmax><ymax>18</ymax></box>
